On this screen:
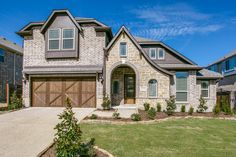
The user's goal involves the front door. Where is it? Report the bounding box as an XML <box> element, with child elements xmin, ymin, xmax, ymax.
<box><xmin>124</xmin><ymin>74</ymin><xmax>135</xmax><ymax>104</ymax></box>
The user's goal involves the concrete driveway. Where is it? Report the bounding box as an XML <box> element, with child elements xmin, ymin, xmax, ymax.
<box><xmin>0</xmin><ymin>107</ymin><xmax>95</xmax><ymax>157</ymax></box>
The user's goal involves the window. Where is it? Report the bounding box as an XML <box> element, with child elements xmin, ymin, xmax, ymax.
<box><xmin>112</xmin><ymin>81</ymin><xmax>119</xmax><ymax>94</ymax></box>
<box><xmin>48</xmin><ymin>29</ymin><xmax>60</xmax><ymax>50</ymax></box>
<box><xmin>158</xmin><ymin>48</ymin><xmax>165</xmax><ymax>60</ymax></box>
<box><xmin>176</xmin><ymin>72</ymin><xmax>188</xmax><ymax>102</ymax></box>
<box><xmin>120</xmin><ymin>42</ymin><xmax>127</xmax><ymax>57</ymax></box>
<box><xmin>149</xmin><ymin>48</ymin><xmax>156</xmax><ymax>59</ymax></box>
<box><xmin>62</xmin><ymin>29</ymin><xmax>75</xmax><ymax>50</ymax></box>
<box><xmin>225</xmin><ymin>58</ymin><xmax>234</xmax><ymax>71</ymax></box>
<box><xmin>201</xmin><ymin>81</ymin><xmax>209</xmax><ymax>98</ymax></box>
<box><xmin>148</xmin><ymin>79</ymin><xmax>157</xmax><ymax>97</ymax></box>
<box><xmin>0</xmin><ymin>49</ymin><xmax>4</xmax><ymax>62</ymax></box>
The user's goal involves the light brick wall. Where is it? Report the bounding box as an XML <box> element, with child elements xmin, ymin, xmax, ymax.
<box><xmin>23</xmin><ymin>26</ymin><xmax>105</xmax><ymax>107</ymax></box>
<box><xmin>105</xmin><ymin>32</ymin><xmax>170</xmax><ymax>109</ymax></box>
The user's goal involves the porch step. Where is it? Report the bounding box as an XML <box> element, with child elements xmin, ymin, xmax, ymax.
<box><xmin>113</xmin><ymin>105</ymin><xmax>138</xmax><ymax>118</ymax></box>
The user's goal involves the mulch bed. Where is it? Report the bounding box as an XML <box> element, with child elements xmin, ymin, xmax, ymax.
<box><xmin>84</xmin><ymin>109</ymin><xmax>235</xmax><ymax>122</ymax></box>
<box><xmin>38</xmin><ymin>144</ymin><xmax>110</xmax><ymax>157</ymax></box>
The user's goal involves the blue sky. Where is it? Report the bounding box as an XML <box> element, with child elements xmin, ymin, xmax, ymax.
<box><xmin>0</xmin><ymin>0</ymin><xmax>236</xmax><ymax>66</ymax></box>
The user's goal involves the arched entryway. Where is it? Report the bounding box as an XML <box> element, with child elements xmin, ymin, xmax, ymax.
<box><xmin>110</xmin><ymin>65</ymin><xmax>136</xmax><ymax>106</ymax></box>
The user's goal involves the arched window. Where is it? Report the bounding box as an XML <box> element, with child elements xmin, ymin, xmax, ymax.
<box><xmin>148</xmin><ymin>79</ymin><xmax>157</xmax><ymax>97</ymax></box>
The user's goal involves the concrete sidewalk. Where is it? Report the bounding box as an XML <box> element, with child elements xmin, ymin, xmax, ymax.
<box><xmin>0</xmin><ymin>107</ymin><xmax>95</xmax><ymax>157</ymax></box>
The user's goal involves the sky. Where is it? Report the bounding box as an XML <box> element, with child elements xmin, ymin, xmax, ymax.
<box><xmin>0</xmin><ymin>0</ymin><xmax>236</xmax><ymax>66</ymax></box>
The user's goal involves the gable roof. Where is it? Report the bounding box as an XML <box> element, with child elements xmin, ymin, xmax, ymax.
<box><xmin>0</xmin><ymin>37</ymin><xmax>23</xmax><ymax>55</ymax></box>
<box><xmin>105</xmin><ymin>26</ymin><xmax>173</xmax><ymax>76</ymax></box>
<box><xmin>197</xmin><ymin>69</ymin><xmax>222</xmax><ymax>79</ymax></box>
<box><xmin>207</xmin><ymin>50</ymin><xmax>236</xmax><ymax>67</ymax></box>
<box><xmin>136</xmin><ymin>37</ymin><xmax>197</xmax><ymax>65</ymax></box>
<box><xmin>41</xmin><ymin>10</ymin><xmax>82</xmax><ymax>34</ymax></box>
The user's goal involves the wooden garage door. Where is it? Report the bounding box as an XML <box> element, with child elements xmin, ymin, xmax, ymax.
<box><xmin>31</xmin><ymin>77</ymin><xmax>96</xmax><ymax>107</ymax></box>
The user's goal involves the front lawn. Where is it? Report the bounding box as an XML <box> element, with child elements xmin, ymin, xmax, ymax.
<box><xmin>81</xmin><ymin>119</ymin><xmax>236</xmax><ymax>157</ymax></box>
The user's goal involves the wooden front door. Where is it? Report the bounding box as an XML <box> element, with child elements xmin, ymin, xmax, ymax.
<box><xmin>124</xmin><ymin>74</ymin><xmax>135</xmax><ymax>104</ymax></box>
<box><xmin>31</xmin><ymin>77</ymin><xmax>96</xmax><ymax>107</ymax></box>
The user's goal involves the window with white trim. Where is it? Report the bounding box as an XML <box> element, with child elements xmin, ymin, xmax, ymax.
<box><xmin>48</xmin><ymin>29</ymin><xmax>60</xmax><ymax>50</ymax></box>
<box><xmin>176</xmin><ymin>72</ymin><xmax>188</xmax><ymax>102</ymax></box>
<box><xmin>148</xmin><ymin>79</ymin><xmax>157</xmax><ymax>97</ymax></box>
<box><xmin>158</xmin><ymin>48</ymin><xmax>165</xmax><ymax>60</ymax></box>
<box><xmin>149</xmin><ymin>48</ymin><xmax>156</xmax><ymax>59</ymax></box>
<box><xmin>201</xmin><ymin>80</ymin><xmax>209</xmax><ymax>98</ymax></box>
<box><xmin>62</xmin><ymin>28</ymin><xmax>75</xmax><ymax>50</ymax></box>
<box><xmin>120</xmin><ymin>42</ymin><xmax>127</xmax><ymax>57</ymax></box>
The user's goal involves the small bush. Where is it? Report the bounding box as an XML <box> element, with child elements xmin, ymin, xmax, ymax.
<box><xmin>181</xmin><ymin>105</ymin><xmax>186</xmax><ymax>112</ymax></box>
<box><xmin>197</xmin><ymin>96</ymin><xmax>208</xmax><ymax>113</ymax></box>
<box><xmin>89</xmin><ymin>114</ymin><xmax>98</xmax><ymax>119</ymax></box>
<box><xmin>232</xmin><ymin>107</ymin><xmax>236</xmax><ymax>115</ymax></box>
<box><xmin>156</xmin><ymin>103</ymin><xmax>161</xmax><ymax>112</ymax></box>
<box><xmin>101</xmin><ymin>93</ymin><xmax>111</xmax><ymax>110</ymax></box>
<box><xmin>143</xmin><ymin>102</ymin><xmax>150</xmax><ymax>111</ymax></box>
<box><xmin>165</xmin><ymin>95</ymin><xmax>176</xmax><ymax>116</ymax></box>
<box><xmin>131</xmin><ymin>113</ymin><xmax>141</xmax><ymax>121</ymax></box>
<box><xmin>112</xmin><ymin>111</ymin><xmax>121</xmax><ymax>119</ymax></box>
<box><xmin>8</xmin><ymin>91</ymin><xmax>23</xmax><ymax>110</ymax></box>
<box><xmin>147</xmin><ymin>107</ymin><xmax>157</xmax><ymax>119</ymax></box>
<box><xmin>221</xmin><ymin>99</ymin><xmax>231</xmax><ymax>115</ymax></box>
<box><xmin>188</xmin><ymin>106</ymin><xmax>194</xmax><ymax>115</ymax></box>
<box><xmin>54</xmin><ymin>98</ymin><xmax>95</xmax><ymax>157</ymax></box>
<box><xmin>213</xmin><ymin>104</ymin><xmax>221</xmax><ymax>115</ymax></box>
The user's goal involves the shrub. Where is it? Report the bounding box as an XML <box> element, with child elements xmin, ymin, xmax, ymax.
<box><xmin>8</xmin><ymin>91</ymin><xmax>23</xmax><ymax>110</ymax></box>
<box><xmin>89</xmin><ymin>114</ymin><xmax>98</xmax><ymax>119</ymax></box>
<box><xmin>181</xmin><ymin>105</ymin><xmax>186</xmax><ymax>112</ymax></box>
<box><xmin>188</xmin><ymin>106</ymin><xmax>194</xmax><ymax>115</ymax></box>
<box><xmin>232</xmin><ymin>107</ymin><xmax>236</xmax><ymax>115</ymax></box>
<box><xmin>197</xmin><ymin>96</ymin><xmax>208</xmax><ymax>113</ymax></box>
<box><xmin>213</xmin><ymin>104</ymin><xmax>221</xmax><ymax>115</ymax></box>
<box><xmin>101</xmin><ymin>93</ymin><xmax>111</xmax><ymax>110</ymax></box>
<box><xmin>221</xmin><ymin>98</ymin><xmax>231</xmax><ymax>115</ymax></box>
<box><xmin>112</xmin><ymin>110</ymin><xmax>121</xmax><ymax>119</ymax></box>
<box><xmin>54</xmin><ymin>98</ymin><xmax>95</xmax><ymax>157</ymax></box>
<box><xmin>131</xmin><ymin>113</ymin><xmax>141</xmax><ymax>121</ymax></box>
<box><xmin>143</xmin><ymin>102</ymin><xmax>150</xmax><ymax>111</ymax></box>
<box><xmin>165</xmin><ymin>95</ymin><xmax>176</xmax><ymax>116</ymax></box>
<box><xmin>156</xmin><ymin>103</ymin><xmax>161</xmax><ymax>112</ymax></box>
<box><xmin>147</xmin><ymin>107</ymin><xmax>157</xmax><ymax>119</ymax></box>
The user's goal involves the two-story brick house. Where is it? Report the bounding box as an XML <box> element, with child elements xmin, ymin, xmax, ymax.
<box><xmin>17</xmin><ymin>10</ymin><xmax>222</xmax><ymax>111</ymax></box>
<box><xmin>207</xmin><ymin>50</ymin><xmax>236</xmax><ymax>108</ymax></box>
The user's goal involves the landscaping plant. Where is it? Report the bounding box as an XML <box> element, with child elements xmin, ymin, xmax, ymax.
<box><xmin>101</xmin><ymin>93</ymin><xmax>111</xmax><ymax>110</ymax></box>
<box><xmin>188</xmin><ymin>106</ymin><xmax>194</xmax><ymax>115</ymax></box>
<box><xmin>89</xmin><ymin>114</ymin><xmax>98</xmax><ymax>119</ymax></box>
<box><xmin>156</xmin><ymin>103</ymin><xmax>161</xmax><ymax>112</ymax></box>
<box><xmin>165</xmin><ymin>95</ymin><xmax>176</xmax><ymax>116</ymax></box>
<box><xmin>131</xmin><ymin>113</ymin><xmax>141</xmax><ymax>121</ymax></box>
<box><xmin>181</xmin><ymin>105</ymin><xmax>186</xmax><ymax>112</ymax></box>
<box><xmin>147</xmin><ymin>107</ymin><xmax>157</xmax><ymax>119</ymax></box>
<box><xmin>197</xmin><ymin>96</ymin><xmax>208</xmax><ymax>113</ymax></box>
<box><xmin>213</xmin><ymin>104</ymin><xmax>221</xmax><ymax>115</ymax></box>
<box><xmin>143</xmin><ymin>102</ymin><xmax>150</xmax><ymax>111</ymax></box>
<box><xmin>8</xmin><ymin>91</ymin><xmax>23</xmax><ymax>110</ymax></box>
<box><xmin>54</xmin><ymin>98</ymin><xmax>95</xmax><ymax>157</ymax></box>
<box><xmin>112</xmin><ymin>110</ymin><xmax>121</xmax><ymax>119</ymax></box>
<box><xmin>221</xmin><ymin>97</ymin><xmax>231</xmax><ymax>115</ymax></box>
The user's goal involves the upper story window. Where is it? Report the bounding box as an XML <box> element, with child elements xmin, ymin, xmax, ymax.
<box><xmin>0</xmin><ymin>48</ymin><xmax>4</xmax><ymax>62</ymax></box>
<box><xmin>48</xmin><ymin>29</ymin><xmax>60</xmax><ymax>50</ymax></box>
<box><xmin>158</xmin><ymin>48</ymin><xmax>165</xmax><ymax>60</ymax></box>
<box><xmin>120</xmin><ymin>42</ymin><xmax>127</xmax><ymax>57</ymax></box>
<box><xmin>149</xmin><ymin>48</ymin><xmax>156</xmax><ymax>59</ymax></box>
<box><xmin>225</xmin><ymin>58</ymin><xmax>234</xmax><ymax>72</ymax></box>
<box><xmin>201</xmin><ymin>80</ymin><xmax>209</xmax><ymax>98</ymax></box>
<box><xmin>148</xmin><ymin>79</ymin><xmax>157</xmax><ymax>98</ymax></box>
<box><xmin>176</xmin><ymin>72</ymin><xmax>188</xmax><ymax>102</ymax></box>
<box><xmin>208</xmin><ymin>64</ymin><xmax>217</xmax><ymax>72</ymax></box>
<box><xmin>62</xmin><ymin>29</ymin><xmax>75</xmax><ymax>50</ymax></box>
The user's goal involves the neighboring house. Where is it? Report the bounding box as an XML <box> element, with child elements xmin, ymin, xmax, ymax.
<box><xmin>0</xmin><ymin>37</ymin><xmax>23</xmax><ymax>103</ymax></box>
<box><xmin>17</xmin><ymin>10</ymin><xmax>222</xmax><ymax>111</ymax></box>
<box><xmin>207</xmin><ymin>50</ymin><xmax>236</xmax><ymax>108</ymax></box>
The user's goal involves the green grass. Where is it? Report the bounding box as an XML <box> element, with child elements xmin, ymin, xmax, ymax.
<box><xmin>81</xmin><ymin>119</ymin><xmax>236</xmax><ymax>157</ymax></box>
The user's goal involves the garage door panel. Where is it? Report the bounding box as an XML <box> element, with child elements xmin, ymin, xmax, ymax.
<box><xmin>32</xmin><ymin>77</ymin><xmax>96</xmax><ymax>107</ymax></box>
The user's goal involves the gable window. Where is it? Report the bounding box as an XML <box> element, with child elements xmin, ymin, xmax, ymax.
<box><xmin>62</xmin><ymin>28</ymin><xmax>75</xmax><ymax>50</ymax></box>
<box><xmin>48</xmin><ymin>29</ymin><xmax>60</xmax><ymax>50</ymax></box>
<box><xmin>158</xmin><ymin>48</ymin><xmax>165</xmax><ymax>60</ymax></box>
<box><xmin>176</xmin><ymin>72</ymin><xmax>188</xmax><ymax>102</ymax></box>
<box><xmin>0</xmin><ymin>49</ymin><xmax>4</xmax><ymax>62</ymax></box>
<box><xmin>112</xmin><ymin>81</ymin><xmax>119</xmax><ymax>94</ymax></box>
<box><xmin>149</xmin><ymin>48</ymin><xmax>156</xmax><ymax>59</ymax></box>
<box><xmin>201</xmin><ymin>81</ymin><xmax>209</xmax><ymax>98</ymax></box>
<box><xmin>148</xmin><ymin>79</ymin><xmax>157</xmax><ymax>97</ymax></box>
<box><xmin>120</xmin><ymin>42</ymin><xmax>127</xmax><ymax>57</ymax></box>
